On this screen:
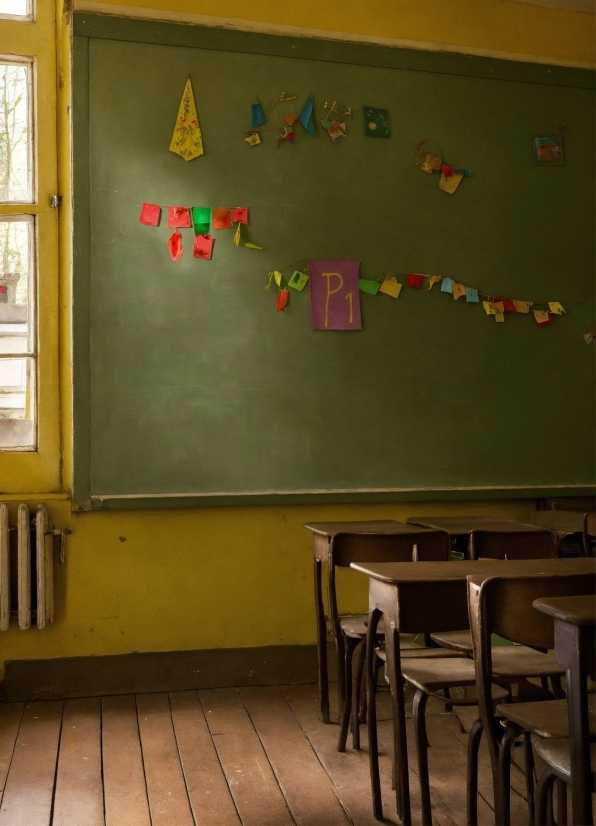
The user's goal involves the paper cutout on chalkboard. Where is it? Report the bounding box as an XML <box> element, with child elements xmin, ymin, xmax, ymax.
<box><xmin>325</xmin><ymin>120</ymin><xmax>346</xmax><ymax>142</ymax></box>
<box><xmin>584</xmin><ymin>328</ymin><xmax>595</xmax><ymax>344</ymax></box>
<box><xmin>534</xmin><ymin>310</ymin><xmax>555</xmax><ymax>327</ymax></box>
<box><xmin>483</xmin><ymin>301</ymin><xmax>505</xmax><ymax>320</ymax></box>
<box><xmin>276</xmin><ymin>289</ymin><xmax>289</xmax><ymax>312</ymax></box>
<box><xmin>234</xmin><ymin>223</ymin><xmax>242</xmax><ymax>246</ymax></box>
<box><xmin>406</xmin><ymin>273</ymin><xmax>423</xmax><ymax>289</ymax></box>
<box><xmin>213</xmin><ymin>208</ymin><xmax>232</xmax><ymax>229</ymax></box>
<box><xmin>167</xmin><ymin>230</ymin><xmax>183</xmax><ymax>262</ymax></box>
<box><xmin>501</xmin><ymin>299</ymin><xmax>517</xmax><ymax>312</ymax></box>
<box><xmin>245</xmin><ymin>131</ymin><xmax>261</xmax><ymax>146</ymax></box>
<box><xmin>284</xmin><ymin>114</ymin><xmax>298</xmax><ymax>126</ymax></box>
<box><xmin>466</xmin><ymin>288</ymin><xmax>479</xmax><ymax>303</ymax></box>
<box><xmin>359</xmin><ymin>278</ymin><xmax>380</xmax><ymax>295</ymax></box>
<box><xmin>191</xmin><ymin>206</ymin><xmax>211</xmax><ymax>235</ymax></box>
<box><xmin>168</xmin><ymin>206</ymin><xmax>192</xmax><ymax>228</ymax></box>
<box><xmin>441</xmin><ymin>278</ymin><xmax>454</xmax><ymax>294</ymax></box>
<box><xmin>533</xmin><ymin>134</ymin><xmax>563</xmax><ymax>166</ymax></box>
<box><xmin>440</xmin><ymin>164</ymin><xmax>455</xmax><ymax>177</ymax></box>
<box><xmin>513</xmin><ymin>300</ymin><xmax>532</xmax><ymax>313</ymax></box>
<box><xmin>251</xmin><ymin>102</ymin><xmax>266</xmax><ymax>128</ymax></box>
<box><xmin>192</xmin><ymin>234</ymin><xmax>213</xmax><ymax>260</ymax></box>
<box><xmin>363</xmin><ymin>107</ymin><xmax>391</xmax><ymax>138</ymax></box>
<box><xmin>309</xmin><ymin>259</ymin><xmax>362</xmax><ymax>330</ymax></box>
<box><xmin>170</xmin><ymin>79</ymin><xmax>204</xmax><ymax>161</ymax></box>
<box><xmin>495</xmin><ymin>312</ymin><xmax>505</xmax><ymax>323</ymax></box>
<box><xmin>232</xmin><ymin>208</ymin><xmax>249</xmax><ymax>225</ymax></box>
<box><xmin>453</xmin><ymin>283</ymin><xmax>466</xmax><ymax>300</ymax></box>
<box><xmin>298</xmin><ymin>95</ymin><xmax>315</xmax><ymax>136</ymax></box>
<box><xmin>439</xmin><ymin>172</ymin><xmax>464</xmax><ymax>194</ymax></box>
<box><xmin>288</xmin><ymin>271</ymin><xmax>309</xmax><ymax>291</ymax></box>
<box><xmin>427</xmin><ymin>275</ymin><xmax>441</xmax><ymax>291</ymax></box>
<box><xmin>140</xmin><ymin>203</ymin><xmax>161</xmax><ymax>226</ymax></box>
<box><xmin>244</xmin><ymin>241</ymin><xmax>263</xmax><ymax>249</ymax></box>
<box><xmin>379</xmin><ymin>275</ymin><xmax>402</xmax><ymax>298</ymax></box>
<box><xmin>548</xmin><ymin>302</ymin><xmax>565</xmax><ymax>315</ymax></box>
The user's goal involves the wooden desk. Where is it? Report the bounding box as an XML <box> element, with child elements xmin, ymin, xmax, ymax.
<box><xmin>303</xmin><ymin>520</ymin><xmax>431</xmax><ymax>723</ymax></box>
<box><xmin>351</xmin><ymin>557</ymin><xmax>596</xmax><ymax>824</ymax></box>
<box><xmin>534</xmin><ymin>594</ymin><xmax>596</xmax><ymax>826</ymax></box>
<box><xmin>532</xmin><ymin>510</ymin><xmax>586</xmax><ymax>534</ymax></box>
<box><xmin>407</xmin><ymin>516</ymin><xmax>548</xmax><ymax>559</ymax></box>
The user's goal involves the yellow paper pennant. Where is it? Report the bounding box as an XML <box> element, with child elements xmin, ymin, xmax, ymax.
<box><xmin>495</xmin><ymin>312</ymin><xmax>505</xmax><ymax>323</ymax></box>
<box><xmin>273</xmin><ymin>271</ymin><xmax>282</xmax><ymax>288</ymax></box>
<box><xmin>548</xmin><ymin>302</ymin><xmax>565</xmax><ymax>315</ymax></box>
<box><xmin>534</xmin><ymin>310</ymin><xmax>550</xmax><ymax>324</ymax></box>
<box><xmin>439</xmin><ymin>172</ymin><xmax>463</xmax><ymax>194</ymax></box>
<box><xmin>427</xmin><ymin>276</ymin><xmax>441</xmax><ymax>291</ymax></box>
<box><xmin>169</xmin><ymin>79</ymin><xmax>204</xmax><ymax>161</ymax></box>
<box><xmin>483</xmin><ymin>301</ymin><xmax>504</xmax><ymax>316</ymax></box>
<box><xmin>453</xmin><ymin>283</ymin><xmax>466</xmax><ymax>300</ymax></box>
<box><xmin>513</xmin><ymin>300</ymin><xmax>532</xmax><ymax>314</ymax></box>
<box><xmin>483</xmin><ymin>301</ymin><xmax>493</xmax><ymax>315</ymax></box>
<box><xmin>379</xmin><ymin>276</ymin><xmax>402</xmax><ymax>299</ymax></box>
<box><xmin>234</xmin><ymin>223</ymin><xmax>242</xmax><ymax>247</ymax></box>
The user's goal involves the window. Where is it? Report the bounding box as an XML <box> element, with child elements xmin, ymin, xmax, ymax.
<box><xmin>0</xmin><ymin>0</ymin><xmax>32</xmax><ymax>21</ymax></box>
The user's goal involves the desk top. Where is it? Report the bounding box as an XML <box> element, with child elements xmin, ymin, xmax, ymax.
<box><xmin>406</xmin><ymin>516</ymin><xmax>546</xmax><ymax>535</ymax></box>
<box><xmin>533</xmin><ymin>594</ymin><xmax>596</xmax><ymax>626</ymax></box>
<box><xmin>303</xmin><ymin>520</ymin><xmax>429</xmax><ymax>537</ymax></box>
<box><xmin>351</xmin><ymin>557</ymin><xmax>596</xmax><ymax>585</ymax></box>
<box><xmin>532</xmin><ymin>510</ymin><xmax>586</xmax><ymax>534</ymax></box>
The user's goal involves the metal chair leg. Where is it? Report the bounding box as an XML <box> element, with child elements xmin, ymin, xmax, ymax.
<box><xmin>366</xmin><ymin>611</ymin><xmax>383</xmax><ymax>821</ymax></box>
<box><xmin>413</xmin><ymin>688</ymin><xmax>432</xmax><ymax>826</ymax></box>
<box><xmin>351</xmin><ymin>640</ymin><xmax>366</xmax><ymax>749</ymax></box>
<box><xmin>338</xmin><ymin>637</ymin><xmax>358</xmax><ymax>752</ymax></box>
<box><xmin>536</xmin><ymin>768</ymin><xmax>557</xmax><ymax>826</ymax></box>
<box><xmin>467</xmin><ymin>718</ymin><xmax>483</xmax><ymax>826</ymax></box>
<box><xmin>555</xmin><ymin>779</ymin><xmax>567</xmax><ymax>826</ymax></box>
<box><xmin>523</xmin><ymin>731</ymin><xmax>535</xmax><ymax>826</ymax></box>
<box><xmin>498</xmin><ymin>722</ymin><xmax>521</xmax><ymax>825</ymax></box>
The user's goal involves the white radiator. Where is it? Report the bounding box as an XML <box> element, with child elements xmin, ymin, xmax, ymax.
<box><xmin>0</xmin><ymin>503</ymin><xmax>67</xmax><ymax>630</ymax></box>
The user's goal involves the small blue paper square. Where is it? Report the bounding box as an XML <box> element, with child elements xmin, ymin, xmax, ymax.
<box><xmin>466</xmin><ymin>288</ymin><xmax>479</xmax><ymax>303</ymax></box>
<box><xmin>251</xmin><ymin>103</ymin><xmax>266</xmax><ymax>128</ymax></box>
<box><xmin>441</xmin><ymin>278</ymin><xmax>454</xmax><ymax>294</ymax></box>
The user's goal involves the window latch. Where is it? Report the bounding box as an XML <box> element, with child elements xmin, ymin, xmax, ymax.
<box><xmin>49</xmin><ymin>195</ymin><xmax>61</xmax><ymax>208</ymax></box>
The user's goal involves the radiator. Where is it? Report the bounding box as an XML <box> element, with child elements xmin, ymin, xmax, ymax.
<box><xmin>0</xmin><ymin>503</ymin><xmax>68</xmax><ymax>631</ymax></box>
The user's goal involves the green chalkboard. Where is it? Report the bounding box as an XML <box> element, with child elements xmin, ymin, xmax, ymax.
<box><xmin>73</xmin><ymin>14</ymin><xmax>596</xmax><ymax>510</ymax></box>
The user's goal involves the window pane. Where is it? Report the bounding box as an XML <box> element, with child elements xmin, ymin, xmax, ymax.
<box><xmin>0</xmin><ymin>357</ymin><xmax>35</xmax><ymax>448</ymax></box>
<box><xmin>0</xmin><ymin>62</ymin><xmax>32</xmax><ymax>202</ymax></box>
<box><xmin>0</xmin><ymin>216</ymin><xmax>33</xmax><ymax>353</ymax></box>
<box><xmin>0</xmin><ymin>0</ymin><xmax>30</xmax><ymax>17</ymax></box>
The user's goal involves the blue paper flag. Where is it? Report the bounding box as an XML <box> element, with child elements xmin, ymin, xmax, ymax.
<box><xmin>251</xmin><ymin>103</ymin><xmax>266</xmax><ymax>128</ymax></box>
<box><xmin>466</xmin><ymin>288</ymin><xmax>479</xmax><ymax>303</ymax></box>
<box><xmin>441</xmin><ymin>278</ymin><xmax>454</xmax><ymax>294</ymax></box>
<box><xmin>454</xmin><ymin>169</ymin><xmax>472</xmax><ymax>177</ymax></box>
<box><xmin>298</xmin><ymin>94</ymin><xmax>315</xmax><ymax>136</ymax></box>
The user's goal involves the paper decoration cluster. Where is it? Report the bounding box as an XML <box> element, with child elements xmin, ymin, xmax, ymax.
<box><xmin>363</xmin><ymin>107</ymin><xmax>391</xmax><ymax>138</ymax></box>
<box><xmin>170</xmin><ymin>80</ymin><xmax>204</xmax><ymax>162</ymax></box>
<box><xmin>415</xmin><ymin>139</ymin><xmax>471</xmax><ymax>194</ymax></box>
<box><xmin>139</xmin><ymin>203</ymin><xmax>260</xmax><ymax>262</ymax></box>
<box><xmin>533</xmin><ymin>133</ymin><xmax>563</xmax><ymax>166</ymax></box>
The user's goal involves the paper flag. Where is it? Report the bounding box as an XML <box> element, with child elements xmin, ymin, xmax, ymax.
<box><xmin>267</xmin><ymin>271</ymin><xmax>282</xmax><ymax>288</ymax></box>
<box><xmin>440</xmin><ymin>164</ymin><xmax>455</xmax><ymax>177</ymax></box>
<box><xmin>191</xmin><ymin>206</ymin><xmax>210</xmax><ymax>235</ymax></box>
<box><xmin>513</xmin><ymin>300</ymin><xmax>532</xmax><ymax>313</ymax></box>
<box><xmin>192</xmin><ymin>234</ymin><xmax>213</xmax><ymax>260</ymax></box>
<box><xmin>276</xmin><ymin>290</ymin><xmax>289</xmax><ymax>312</ymax></box>
<box><xmin>251</xmin><ymin>102</ymin><xmax>266</xmax><ymax>128</ymax></box>
<box><xmin>483</xmin><ymin>301</ymin><xmax>505</xmax><ymax>316</ymax></box>
<box><xmin>213</xmin><ymin>208</ymin><xmax>232</xmax><ymax>229</ymax></box>
<box><xmin>421</xmin><ymin>154</ymin><xmax>442</xmax><ymax>173</ymax></box>
<box><xmin>309</xmin><ymin>258</ymin><xmax>362</xmax><ymax>330</ymax></box>
<box><xmin>427</xmin><ymin>276</ymin><xmax>441</xmax><ymax>291</ymax></box>
<box><xmin>359</xmin><ymin>278</ymin><xmax>381</xmax><ymax>295</ymax></box>
<box><xmin>325</xmin><ymin>120</ymin><xmax>346</xmax><ymax>143</ymax></box>
<box><xmin>169</xmin><ymin>79</ymin><xmax>204</xmax><ymax>161</ymax></box>
<box><xmin>466</xmin><ymin>288</ymin><xmax>479</xmax><ymax>303</ymax></box>
<box><xmin>454</xmin><ymin>169</ymin><xmax>472</xmax><ymax>177</ymax></box>
<box><xmin>298</xmin><ymin>95</ymin><xmax>315</xmax><ymax>136</ymax></box>
<box><xmin>140</xmin><ymin>203</ymin><xmax>161</xmax><ymax>226</ymax></box>
<box><xmin>167</xmin><ymin>206</ymin><xmax>192</xmax><ymax>228</ymax></box>
<box><xmin>584</xmin><ymin>328</ymin><xmax>595</xmax><ymax>344</ymax></box>
<box><xmin>379</xmin><ymin>276</ymin><xmax>402</xmax><ymax>299</ymax></box>
<box><xmin>495</xmin><ymin>312</ymin><xmax>505</xmax><ymax>323</ymax></box>
<box><xmin>406</xmin><ymin>273</ymin><xmax>423</xmax><ymax>289</ymax></box>
<box><xmin>244</xmin><ymin>242</ymin><xmax>262</xmax><ymax>249</ymax></box>
<box><xmin>534</xmin><ymin>310</ymin><xmax>555</xmax><ymax>327</ymax></box>
<box><xmin>363</xmin><ymin>107</ymin><xmax>391</xmax><ymax>138</ymax></box>
<box><xmin>245</xmin><ymin>132</ymin><xmax>261</xmax><ymax>147</ymax></box>
<box><xmin>284</xmin><ymin>114</ymin><xmax>297</xmax><ymax>126</ymax></box>
<box><xmin>548</xmin><ymin>302</ymin><xmax>565</xmax><ymax>315</ymax></box>
<box><xmin>232</xmin><ymin>208</ymin><xmax>248</xmax><ymax>225</ymax></box>
<box><xmin>453</xmin><ymin>283</ymin><xmax>466</xmax><ymax>300</ymax></box>
<box><xmin>439</xmin><ymin>173</ymin><xmax>464</xmax><ymax>194</ymax></box>
<box><xmin>502</xmin><ymin>299</ymin><xmax>517</xmax><ymax>312</ymax></box>
<box><xmin>441</xmin><ymin>278</ymin><xmax>454</xmax><ymax>294</ymax></box>
<box><xmin>167</xmin><ymin>230</ymin><xmax>183</xmax><ymax>262</ymax></box>
<box><xmin>288</xmin><ymin>271</ymin><xmax>309</xmax><ymax>291</ymax></box>
<box><xmin>234</xmin><ymin>223</ymin><xmax>242</xmax><ymax>247</ymax></box>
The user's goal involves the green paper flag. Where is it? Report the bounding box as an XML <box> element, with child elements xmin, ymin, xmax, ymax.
<box><xmin>358</xmin><ymin>278</ymin><xmax>381</xmax><ymax>295</ymax></box>
<box><xmin>288</xmin><ymin>270</ymin><xmax>309</xmax><ymax>291</ymax></box>
<box><xmin>191</xmin><ymin>206</ymin><xmax>211</xmax><ymax>235</ymax></box>
<box><xmin>363</xmin><ymin>107</ymin><xmax>391</xmax><ymax>138</ymax></box>
<box><xmin>245</xmin><ymin>242</ymin><xmax>263</xmax><ymax>249</ymax></box>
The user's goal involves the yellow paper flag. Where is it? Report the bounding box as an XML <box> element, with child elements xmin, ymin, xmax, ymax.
<box><xmin>548</xmin><ymin>302</ymin><xmax>565</xmax><ymax>315</ymax></box>
<box><xmin>273</xmin><ymin>271</ymin><xmax>282</xmax><ymax>287</ymax></box>
<box><xmin>483</xmin><ymin>301</ymin><xmax>504</xmax><ymax>317</ymax></box>
<box><xmin>234</xmin><ymin>223</ymin><xmax>242</xmax><ymax>247</ymax></box>
<box><xmin>513</xmin><ymin>300</ymin><xmax>532</xmax><ymax>314</ymax></box>
<box><xmin>495</xmin><ymin>312</ymin><xmax>505</xmax><ymax>323</ymax></box>
<box><xmin>427</xmin><ymin>276</ymin><xmax>441</xmax><ymax>291</ymax></box>
<box><xmin>439</xmin><ymin>172</ymin><xmax>463</xmax><ymax>194</ymax></box>
<box><xmin>379</xmin><ymin>276</ymin><xmax>402</xmax><ymax>299</ymax></box>
<box><xmin>170</xmin><ymin>79</ymin><xmax>204</xmax><ymax>161</ymax></box>
<box><xmin>453</xmin><ymin>283</ymin><xmax>466</xmax><ymax>300</ymax></box>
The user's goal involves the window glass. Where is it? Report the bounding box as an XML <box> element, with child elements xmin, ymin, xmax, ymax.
<box><xmin>0</xmin><ymin>0</ymin><xmax>30</xmax><ymax>18</ymax></box>
<box><xmin>0</xmin><ymin>61</ymin><xmax>32</xmax><ymax>202</ymax></box>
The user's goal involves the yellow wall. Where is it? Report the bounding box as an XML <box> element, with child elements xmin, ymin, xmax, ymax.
<box><xmin>0</xmin><ymin>0</ymin><xmax>590</xmax><ymax>676</ymax></box>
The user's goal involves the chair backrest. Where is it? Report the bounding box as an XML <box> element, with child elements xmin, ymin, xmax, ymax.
<box><xmin>470</xmin><ymin>529</ymin><xmax>555</xmax><ymax>560</ymax></box>
<box><xmin>584</xmin><ymin>512</ymin><xmax>596</xmax><ymax>557</ymax></box>
<box><xmin>546</xmin><ymin>496</ymin><xmax>596</xmax><ymax>512</ymax></box>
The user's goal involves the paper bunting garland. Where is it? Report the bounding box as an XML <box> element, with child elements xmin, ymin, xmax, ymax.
<box><xmin>168</xmin><ymin>206</ymin><xmax>192</xmax><ymax>228</ymax></box>
<box><xmin>379</xmin><ymin>275</ymin><xmax>402</xmax><ymax>298</ymax></box>
<box><xmin>415</xmin><ymin>139</ymin><xmax>471</xmax><ymax>194</ymax></box>
<box><xmin>359</xmin><ymin>278</ymin><xmax>380</xmax><ymax>295</ymax></box>
<box><xmin>169</xmin><ymin>79</ymin><xmax>204</xmax><ymax>162</ymax></box>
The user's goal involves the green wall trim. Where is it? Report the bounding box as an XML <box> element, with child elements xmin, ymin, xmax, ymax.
<box><xmin>72</xmin><ymin>12</ymin><xmax>595</xmax><ymax>90</ymax></box>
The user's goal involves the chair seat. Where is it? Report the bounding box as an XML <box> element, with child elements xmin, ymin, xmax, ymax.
<box><xmin>496</xmin><ymin>695</ymin><xmax>596</xmax><ymax>739</ymax></box>
<box><xmin>340</xmin><ymin>615</ymin><xmax>425</xmax><ymax>649</ymax></box>
<box><xmin>429</xmin><ymin>630</ymin><xmax>473</xmax><ymax>653</ymax></box>
<box><xmin>491</xmin><ymin>646</ymin><xmax>565</xmax><ymax>679</ymax></box>
<box><xmin>534</xmin><ymin>739</ymin><xmax>596</xmax><ymax>783</ymax></box>
<box><xmin>400</xmin><ymin>657</ymin><xmax>507</xmax><ymax>702</ymax></box>
<box><xmin>376</xmin><ymin>647</ymin><xmax>466</xmax><ymax>662</ymax></box>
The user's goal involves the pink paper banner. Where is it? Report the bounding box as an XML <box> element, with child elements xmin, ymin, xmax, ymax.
<box><xmin>309</xmin><ymin>259</ymin><xmax>362</xmax><ymax>330</ymax></box>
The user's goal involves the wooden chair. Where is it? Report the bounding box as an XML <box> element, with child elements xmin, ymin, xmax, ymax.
<box><xmin>583</xmin><ymin>511</ymin><xmax>596</xmax><ymax>557</ymax></box>
<box><xmin>467</xmin><ymin>570</ymin><xmax>596</xmax><ymax>826</ymax></box>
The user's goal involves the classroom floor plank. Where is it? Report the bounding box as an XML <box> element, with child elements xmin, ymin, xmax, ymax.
<box><xmin>0</xmin><ymin>700</ymin><xmax>63</xmax><ymax>826</ymax></box>
<box><xmin>169</xmin><ymin>690</ymin><xmax>242</xmax><ymax>826</ymax></box>
<box><xmin>200</xmin><ymin>687</ymin><xmax>293</xmax><ymax>826</ymax></box>
<box><xmin>101</xmin><ymin>695</ymin><xmax>151</xmax><ymax>826</ymax></box>
<box><xmin>240</xmin><ymin>685</ymin><xmax>350</xmax><ymax>826</ymax></box>
<box><xmin>136</xmin><ymin>693</ymin><xmax>195</xmax><ymax>826</ymax></box>
<box><xmin>52</xmin><ymin>698</ymin><xmax>104</xmax><ymax>826</ymax></box>
<box><xmin>0</xmin><ymin>703</ymin><xmax>24</xmax><ymax>806</ymax></box>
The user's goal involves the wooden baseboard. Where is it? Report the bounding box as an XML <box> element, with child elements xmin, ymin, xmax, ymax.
<box><xmin>2</xmin><ymin>643</ymin><xmax>338</xmax><ymax>701</ymax></box>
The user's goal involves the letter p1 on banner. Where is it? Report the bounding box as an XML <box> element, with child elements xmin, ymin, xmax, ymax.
<box><xmin>309</xmin><ymin>259</ymin><xmax>362</xmax><ymax>330</ymax></box>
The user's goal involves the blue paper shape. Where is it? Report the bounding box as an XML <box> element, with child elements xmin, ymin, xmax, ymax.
<box><xmin>454</xmin><ymin>169</ymin><xmax>472</xmax><ymax>177</ymax></box>
<box><xmin>298</xmin><ymin>94</ymin><xmax>315</xmax><ymax>136</ymax></box>
<box><xmin>441</xmin><ymin>278</ymin><xmax>454</xmax><ymax>294</ymax></box>
<box><xmin>466</xmin><ymin>288</ymin><xmax>479</xmax><ymax>303</ymax></box>
<box><xmin>251</xmin><ymin>103</ymin><xmax>266</xmax><ymax>128</ymax></box>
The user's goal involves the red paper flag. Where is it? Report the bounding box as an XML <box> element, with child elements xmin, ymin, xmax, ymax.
<box><xmin>167</xmin><ymin>230</ymin><xmax>183</xmax><ymax>262</ymax></box>
<box><xmin>232</xmin><ymin>208</ymin><xmax>249</xmax><ymax>225</ymax></box>
<box><xmin>440</xmin><ymin>164</ymin><xmax>455</xmax><ymax>177</ymax></box>
<box><xmin>167</xmin><ymin>206</ymin><xmax>192</xmax><ymax>228</ymax></box>
<box><xmin>538</xmin><ymin>313</ymin><xmax>555</xmax><ymax>327</ymax></box>
<box><xmin>495</xmin><ymin>298</ymin><xmax>516</xmax><ymax>312</ymax></box>
<box><xmin>276</xmin><ymin>289</ymin><xmax>289</xmax><ymax>312</ymax></box>
<box><xmin>406</xmin><ymin>273</ymin><xmax>423</xmax><ymax>288</ymax></box>
<box><xmin>140</xmin><ymin>203</ymin><xmax>161</xmax><ymax>226</ymax></box>
<box><xmin>213</xmin><ymin>208</ymin><xmax>232</xmax><ymax>229</ymax></box>
<box><xmin>192</xmin><ymin>234</ymin><xmax>214</xmax><ymax>260</ymax></box>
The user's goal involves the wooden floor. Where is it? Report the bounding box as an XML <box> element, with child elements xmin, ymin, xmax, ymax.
<box><xmin>0</xmin><ymin>683</ymin><xmax>535</xmax><ymax>826</ymax></box>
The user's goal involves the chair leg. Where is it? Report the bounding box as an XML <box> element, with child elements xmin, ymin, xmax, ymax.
<box><xmin>523</xmin><ymin>732</ymin><xmax>535</xmax><ymax>826</ymax></box>
<box><xmin>550</xmin><ymin>676</ymin><xmax>565</xmax><ymax>700</ymax></box>
<box><xmin>498</xmin><ymin>722</ymin><xmax>521</xmax><ymax>825</ymax></box>
<box><xmin>338</xmin><ymin>637</ymin><xmax>358</xmax><ymax>752</ymax></box>
<box><xmin>351</xmin><ymin>640</ymin><xmax>366</xmax><ymax>749</ymax></box>
<box><xmin>467</xmin><ymin>719</ymin><xmax>483</xmax><ymax>826</ymax></box>
<box><xmin>413</xmin><ymin>688</ymin><xmax>432</xmax><ymax>826</ymax></box>
<box><xmin>366</xmin><ymin>611</ymin><xmax>383</xmax><ymax>821</ymax></box>
<box><xmin>536</xmin><ymin>768</ymin><xmax>557</xmax><ymax>826</ymax></box>
<box><xmin>555</xmin><ymin>779</ymin><xmax>567</xmax><ymax>826</ymax></box>
<box><xmin>444</xmin><ymin>685</ymin><xmax>453</xmax><ymax>714</ymax></box>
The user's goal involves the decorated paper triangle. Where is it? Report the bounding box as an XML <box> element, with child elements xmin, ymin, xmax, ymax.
<box><xmin>169</xmin><ymin>79</ymin><xmax>204</xmax><ymax>161</ymax></box>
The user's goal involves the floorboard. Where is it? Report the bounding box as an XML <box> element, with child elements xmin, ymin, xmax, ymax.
<box><xmin>0</xmin><ymin>703</ymin><xmax>24</xmax><ymax>806</ymax></box>
<box><xmin>169</xmin><ymin>690</ymin><xmax>241</xmax><ymax>826</ymax></box>
<box><xmin>200</xmin><ymin>688</ymin><xmax>293</xmax><ymax>826</ymax></box>
<box><xmin>0</xmin><ymin>700</ymin><xmax>63</xmax><ymax>826</ymax></box>
<box><xmin>52</xmin><ymin>698</ymin><xmax>103</xmax><ymax>826</ymax></box>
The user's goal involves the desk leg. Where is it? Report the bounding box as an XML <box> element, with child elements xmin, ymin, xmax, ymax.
<box><xmin>564</xmin><ymin>623</ymin><xmax>593</xmax><ymax>826</ymax></box>
<box><xmin>385</xmin><ymin>612</ymin><xmax>411</xmax><ymax>826</ymax></box>
<box><xmin>314</xmin><ymin>558</ymin><xmax>330</xmax><ymax>723</ymax></box>
<box><xmin>366</xmin><ymin>607</ymin><xmax>383</xmax><ymax>821</ymax></box>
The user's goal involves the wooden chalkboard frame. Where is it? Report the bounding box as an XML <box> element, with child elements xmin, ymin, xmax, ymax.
<box><xmin>72</xmin><ymin>13</ymin><xmax>595</xmax><ymax>511</ymax></box>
